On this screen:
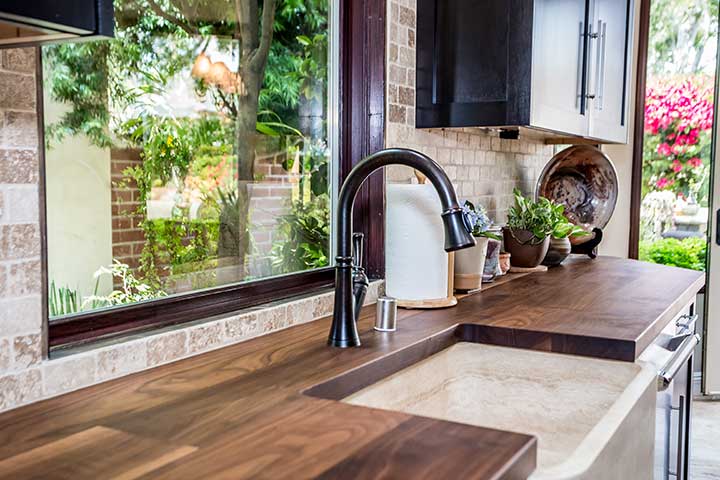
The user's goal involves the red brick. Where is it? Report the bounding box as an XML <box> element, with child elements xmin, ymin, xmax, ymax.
<box><xmin>112</xmin><ymin>244</ymin><xmax>132</xmax><ymax>257</ymax></box>
<box><xmin>112</xmin><ymin>190</ymin><xmax>133</xmax><ymax>203</ymax></box>
<box><xmin>111</xmin><ymin>160</ymin><xmax>139</xmax><ymax>176</ymax></box>
<box><xmin>110</xmin><ymin>148</ymin><xmax>143</xmax><ymax>161</ymax></box>
<box><xmin>112</xmin><ymin>229</ymin><xmax>145</xmax><ymax>243</ymax></box>
<box><xmin>112</xmin><ymin>217</ymin><xmax>132</xmax><ymax>230</ymax></box>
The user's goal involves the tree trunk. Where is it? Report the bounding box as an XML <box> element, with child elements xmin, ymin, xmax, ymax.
<box><xmin>231</xmin><ymin>84</ymin><xmax>260</xmax><ymax>279</ymax></box>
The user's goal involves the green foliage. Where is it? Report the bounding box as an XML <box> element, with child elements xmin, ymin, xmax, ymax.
<box><xmin>121</xmin><ymin>116</ymin><xmax>194</xmax><ymax>187</ymax></box>
<box><xmin>506</xmin><ymin>189</ymin><xmax>557</xmax><ymax>242</ymax></box>
<box><xmin>87</xmin><ymin>260</ymin><xmax>168</xmax><ymax>306</ymax></box>
<box><xmin>43</xmin><ymin>4</ymin><xmax>195</xmax><ymax>149</ymax></box>
<box><xmin>42</xmin><ymin>42</ymin><xmax>112</xmax><ymax>148</ymax></box>
<box><xmin>48</xmin><ymin>279</ymin><xmax>103</xmax><ymax>317</ymax></box>
<box><xmin>648</xmin><ymin>0</ymin><xmax>718</xmax><ymax>76</ymax></box>
<box><xmin>261</xmin><ymin>0</ymin><xmax>328</xmax><ymax>123</ymax></box>
<box><xmin>639</xmin><ymin>237</ymin><xmax>708</xmax><ymax>271</ymax></box>
<box><xmin>271</xmin><ymin>194</ymin><xmax>330</xmax><ymax>273</ymax></box>
<box><xmin>143</xmin><ymin>218</ymin><xmax>220</xmax><ymax>269</ymax></box>
<box><xmin>548</xmin><ymin>203</ymin><xmax>586</xmax><ymax>239</ymax></box>
<box><xmin>48</xmin><ymin>281</ymin><xmax>81</xmax><ymax>317</ymax></box>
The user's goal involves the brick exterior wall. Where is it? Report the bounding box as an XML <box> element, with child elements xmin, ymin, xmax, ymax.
<box><xmin>110</xmin><ymin>148</ymin><xmax>145</xmax><ymax>271</ymax></box>
<box><xmin>386</xmin><ymin>0</ymin><xmax>555</xmax><ymax>223</ymax></box>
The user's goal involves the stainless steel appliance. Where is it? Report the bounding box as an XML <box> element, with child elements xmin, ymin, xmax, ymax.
<box><xmin>0</xmin><ymin>0</ymin><xmax>114</xmax><ymax>47</ymax></box>
<box><xmin>653</xmin><ymin>309</ymin><xmax>700</xmax><ymax>480</ymax></box>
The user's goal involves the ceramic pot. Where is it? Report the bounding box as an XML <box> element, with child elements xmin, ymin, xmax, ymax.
<box><xmin>498</xmin><ymin>252</ymin><xmax>511</xmax><ymax>275</ymax></box>
<box><xmin>502</xmin><ymin>228</ymin><xmax>550</xmax><ymax>268</ymax></box>
<box><xmin>454</xmin><ymin>236</ymin><xmax>489</xmax><ymax>291</ymax></box>
<box><xmin>483</xmin><ymin>238</ymin><xmax>502</xmax><ymax>283</ymax></box>
<box><xmin>542</xmin><ymin>236</ymin><xmax>572</xmax><ymax>267</ymax></box>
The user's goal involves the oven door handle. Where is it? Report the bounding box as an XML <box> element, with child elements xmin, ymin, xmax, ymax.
<box><xmin>658</xmin><ymin>333</ymin><xmax>699</xmax><ymax>391</ymax></box>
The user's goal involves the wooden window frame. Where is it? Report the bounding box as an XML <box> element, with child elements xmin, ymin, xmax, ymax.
<box><xmin>41</xmin><ymin>0</ymin><xmax>386</xmax><ymax>352</ymax></box>
<box><xmin>628</xmin><ymin>0</ymin><xmax>651</xmax><ymax>259</ymax></box>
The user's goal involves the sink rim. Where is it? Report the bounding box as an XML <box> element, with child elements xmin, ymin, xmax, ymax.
<box><xmin>304</xmin><ymin>325</ymin><xmax>658</xmax><ymax>479</ymax></box>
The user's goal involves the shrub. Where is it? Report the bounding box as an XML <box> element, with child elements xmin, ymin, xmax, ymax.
<box><xmin>643</xmin><ymin>76</ymin><xmax>714</xmax><ymax>203</ymax></box>
<box><xmin>271</xmin><ymin>194</ymin><xmax>330</xmax><ymax>273</ymax></box>
<box><xmin>639</xmin><ymin>237</ymin><xmax>707</xmax><ymax>271</ymax></box>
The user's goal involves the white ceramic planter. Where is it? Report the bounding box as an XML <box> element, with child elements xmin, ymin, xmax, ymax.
<box><xmin>454</xmin><ymin>236</ymin><xmax>489</xmax><ymax>291</ymax></box>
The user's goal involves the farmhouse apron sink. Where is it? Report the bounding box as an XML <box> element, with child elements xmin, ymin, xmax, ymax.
<box><xmin>306</xmin><ymin>328</ymin><xmax>658</xmax><ymax>480</ymax></box>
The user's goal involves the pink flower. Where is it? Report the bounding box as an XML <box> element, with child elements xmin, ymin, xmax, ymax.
<box><xmin>656</xmin><ymin>177</ymin><xmax>670</xmax><ymax>189</ymax></box>
<box><xmin>672</xmin><ymin>160</ymin><xmax>683</xmax><ymax>172</ymax></box>
<box><xmin>688</xmin><ymin>157</ymin><xmax>703</xmax><ymax>168</ymax></box>
<box><xmin>657</xmin><ymin>143</ymin><xmax>672</xmax><ymax>156</ymax></box>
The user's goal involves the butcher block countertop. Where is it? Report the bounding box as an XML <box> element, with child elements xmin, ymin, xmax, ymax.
<box><xmin>0</xmin><ymin>256</ymin><xmax>704</xmax><ymax>479</ymax></box>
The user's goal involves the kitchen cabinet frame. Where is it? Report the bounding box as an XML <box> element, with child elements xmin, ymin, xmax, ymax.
<box><xmin>416</xmin><ymin>0</ymin><xmax>633</xmax><ymax>143</ymax></box>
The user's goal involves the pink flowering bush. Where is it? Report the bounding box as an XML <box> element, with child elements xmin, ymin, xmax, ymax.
<box><xmin>643</xmin><ymin>75</ymin><xmax>713</xmax><ymax>204</ymax></box>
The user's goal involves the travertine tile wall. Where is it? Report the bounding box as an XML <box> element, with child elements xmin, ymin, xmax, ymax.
<box><xmin>0</xmin><ymin>48</ymin><xmax>44</xmax><ymax>412</ymax></box>
<box><xmin>0</xmin><ymin>47</ymin><xmax>382</xmax><ymax>413</ymax></box>
<box><xmin>385</xmin><ymin>0</ymin><xmax>555</xmax><ymax>223</ymax></box>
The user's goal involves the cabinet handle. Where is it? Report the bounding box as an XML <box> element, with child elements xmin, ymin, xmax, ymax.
<box><xmin>576</xmin><ymin>21</ymin><xmax>586</xmax><ymax>112</ymax></box>
<box><xmin>584</xmin><ymin>23</ymin><xmax>599</xmax><ymax>104</ymax></box>
<box><xmin>716</xmin><ymin>209</ymin><xmax>719</xmax><ymax>245</ymax></box>
<box><xmin>595</xmin><ymin>21</ymin><xmax>607</xmax><ymax>111</ymax></box>
<box><xmin>658</xmin><ymin>334</ymin><xmax>699</xmax><ymax>391</ymax></box>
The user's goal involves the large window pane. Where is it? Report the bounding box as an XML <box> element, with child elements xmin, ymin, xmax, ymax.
<box><xmin>43</xmin><ymin>0</ymin><xmax>334</xmax><ymax>318</ymax></box>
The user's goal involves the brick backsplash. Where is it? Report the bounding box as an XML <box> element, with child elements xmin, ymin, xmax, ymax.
<box><xmin>385</xmin><ymin>0</ymin><xmax>554</xmax><ymax>223</ymax></box>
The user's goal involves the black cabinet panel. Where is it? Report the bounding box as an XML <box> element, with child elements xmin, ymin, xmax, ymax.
<box><xmin>417</xmin><ymin>0</ymin><xmax>534</xmax><ymax>128</ymax></box>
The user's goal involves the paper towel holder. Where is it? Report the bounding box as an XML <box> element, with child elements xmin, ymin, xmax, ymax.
<box><xmin>328</xmin><ymin>148</ymin><xmax>475</xmax><ymax>348</ymax></box>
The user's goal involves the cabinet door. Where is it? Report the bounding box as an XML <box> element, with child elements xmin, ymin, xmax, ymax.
<box><xmin>587</xmin><ymin>0</ymin><xmax>633</xmax><ymax>142</ymax></box>
<box><xmin>530</xmin><ymin>0</ymin><xmax>590</xmax><ymax>136</ymax></box>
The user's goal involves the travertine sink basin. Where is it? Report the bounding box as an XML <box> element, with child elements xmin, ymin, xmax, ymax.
<box><xmin>317</xmin><ymin>341</ymin><xmax>657</xmax><ymax>480</ymax></box>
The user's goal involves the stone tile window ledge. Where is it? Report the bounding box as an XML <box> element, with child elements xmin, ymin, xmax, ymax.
<box><xmin>0</xmin><ymin>281</ymin><xmax>382</xmax><ymax>413</ymax></box>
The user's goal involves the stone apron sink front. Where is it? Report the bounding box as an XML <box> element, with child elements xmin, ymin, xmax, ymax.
<box><xmin>305</xmin><ymin>325</ymin><xmax>658</xmax><ymax>480</ymax></box>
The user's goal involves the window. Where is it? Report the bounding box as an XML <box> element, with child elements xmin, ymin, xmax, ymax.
<box><xmin>42</xmin><ymin>0</ymin><xmax>347</xmax><ymax>348</ymax></box>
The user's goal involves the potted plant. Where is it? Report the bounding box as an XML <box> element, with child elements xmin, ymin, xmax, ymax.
<box><xmin>503</xmin><ymin>189</ymin><xmax>554</xmax><ymax>268</ymax></box>
<box><xmin>542</xmin><ymin>203</ymin><xmax>587</xmax><ymax>267</ymax></box>
<box><xmin>454</xmin><ymin>201</ymin><xmax>500</xmax><ymax>291</ymax></box>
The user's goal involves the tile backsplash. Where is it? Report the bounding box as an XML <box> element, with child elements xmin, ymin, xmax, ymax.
<box><xmin>385</xmin><ymin>0</ymin><xmax>555</xmax><ymax>223</ymax></box>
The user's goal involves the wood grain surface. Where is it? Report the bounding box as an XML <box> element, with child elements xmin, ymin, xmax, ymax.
<box><xmin>0</xmin><ymin>256</ymin><xmax>703</xmax><ymax>479</ymax></box>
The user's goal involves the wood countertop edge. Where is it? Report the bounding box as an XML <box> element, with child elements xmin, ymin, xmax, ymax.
<box><xmin>0</xmin><ymin>256</ymin><xmax>705</xmax><ymax>479</ymax></box>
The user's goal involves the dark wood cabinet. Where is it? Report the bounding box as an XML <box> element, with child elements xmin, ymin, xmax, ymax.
<box><xmin>416</xmin><ymin>0</ymin><xmax>634</xmax><ymax>143</ymax></box>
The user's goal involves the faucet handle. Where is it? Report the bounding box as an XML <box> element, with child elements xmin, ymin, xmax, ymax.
<box><xmin>352</xmin><ymin>232</ymin><xmax>364</xmax><ymax>268</ymax></box>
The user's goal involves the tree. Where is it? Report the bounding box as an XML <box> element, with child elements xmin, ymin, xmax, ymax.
<box><xmin>648</xmin><ymin>0</ymin><xmax>719</xmax><ymax>75</ymax></box>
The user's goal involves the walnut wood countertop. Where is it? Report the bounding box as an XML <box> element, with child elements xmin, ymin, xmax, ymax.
<box><xmin>0</xmin><ymin>256</ymin><xmax>704</xmax><ymax>479</ymax></box>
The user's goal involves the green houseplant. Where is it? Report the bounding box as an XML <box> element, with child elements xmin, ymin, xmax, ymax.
<box><xmin>542</xmin><ymin>203</ymin><xmax>587</xmax><ymax>267</ymax></box>
<box><xmin>454</xmin><ymin>201</ymin><xmax>500</xmax><ymax>291</ymax></box>
<box><xmin>503</xmin><ymin>189</ymin><xmax>555</xmax><ymax>268</ymax></box>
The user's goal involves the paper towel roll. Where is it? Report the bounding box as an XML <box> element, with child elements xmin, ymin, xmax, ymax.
<box><xmin>385</xmin><ymin>183</ymin><xmax>449</xmax><ymax>302</ymax></box>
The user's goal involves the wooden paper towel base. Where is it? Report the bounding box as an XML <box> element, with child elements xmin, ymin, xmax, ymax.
<box><xmin>397</xmin><ymin>296</ymin><xmax>458</xmax><ymax>309</ymax></box>
<box><xmin>509</xmin><ymin>265</ymin><xmax>548</xmax><ymax>273</ymax></box>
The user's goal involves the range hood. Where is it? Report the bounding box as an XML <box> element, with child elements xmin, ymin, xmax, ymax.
<box><xmin>0</xmin><ymin>0</ymin><xmax>114</xmax><ymax>47</ymax></box>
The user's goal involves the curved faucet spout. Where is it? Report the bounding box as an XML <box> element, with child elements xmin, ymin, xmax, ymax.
<box><xmin>329</xmin><ymin>148</ymin><xmax>475</xmax><ymax>348</ymax></box>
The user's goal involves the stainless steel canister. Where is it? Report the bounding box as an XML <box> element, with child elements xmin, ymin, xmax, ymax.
<box><xmin>374</xmin><ymin>296</ymin><xmax>398</xmax><ymax>332</ymax></box>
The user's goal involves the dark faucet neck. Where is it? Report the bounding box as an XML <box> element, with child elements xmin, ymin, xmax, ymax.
<box><xmin>329</xmin><ymin>148</ymin><xmax>470</xmax><ymax>348</ymax></box>
<box><xmin>336</xmin><ymin>148</ymin><xmax>461</xmax><ymax>260</ymax></box>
